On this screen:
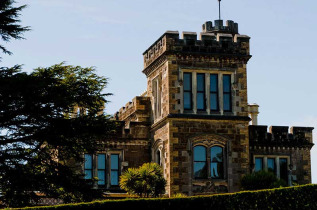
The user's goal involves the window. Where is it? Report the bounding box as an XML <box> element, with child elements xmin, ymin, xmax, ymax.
<box><xmin>183</xmin><ymin>72</ymin><xmax>232</xmax><ymax>113</ymax></box>
<box><xmin>253</xmin><ymin>156</ymin><xmax>290</xmax><ymax>186</ymax></box>
<box><xmin>110</xmin><ymin>154</ymin><xmax>119</xmax><ymax>186</ymax></box>
<box><xmin>210</xmin><ymin>74</ymin><xmax>219</xmax><ymax>111</ymax></box>
<box><xmin>97</xmin><ymin>154</ymin><xmax>106</xmax><ymax>185</ymax></box>
<box><xmin>193</xmin><ymin>146</ymin><xmax>207</xmax><ymax>179</ymax></box>
<box><xmin>84</xmin><ymin>153</ymin><xmax>121</xmax><ymax>188</ymax></box>
<box><xmin>197</xmin><ymin>73</ymin><xmax>205</xmax><ymax>110</ymax></box>
<box><xmin>267</xmin><ymin>158</ymin><xmax>276</xmax><ymax>174</ymax></box>
<box><xmin>84</xmin><ymin>154</ymin><xmax>93</xmax><ymax>180</ymax></box>
<box><xmin>183</xmin><ymin>73</ymin><xmax>192</xmax><ymax>110</ymax></box>
<box><xmin>279</xmin><ymin>158</ymin><xmax>288</xmax><ymax>183</ymax></box>
<box><xmin>223</xmin><ymin>75</ymin><xmax>232</xmax><ymax>112</ymax></box>
<box><xmin>156</xmin><ymin>150</ymin><xmax>161</xmax><ymax>166</ymax></box>
<box><xmin>152</xmin><ymin>78</ymin><xmax>161</xmax><ymax>119</ymax></box>
<box><xmin>255</xmin><ymin>157</ymin><xmax>263</xmax><ymax>172</ymax></box>
<box><xmin>210</xmin><ymin>146</ymin><xmax>224</xmax><ymax>179</ymax></box>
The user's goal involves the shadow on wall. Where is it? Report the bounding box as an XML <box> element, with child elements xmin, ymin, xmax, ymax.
<box><xmin>293</xmin><ymin>117</ymin><xmax>317</xmax><ymax>184</ymax></box>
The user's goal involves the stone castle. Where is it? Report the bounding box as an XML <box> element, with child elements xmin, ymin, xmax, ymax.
<box><xmin>83</xmin><ymin>18</ymin><xmax>314</xmax><ymax>196</ymax></box>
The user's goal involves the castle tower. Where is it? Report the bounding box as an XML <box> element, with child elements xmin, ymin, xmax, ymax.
<box><xmin>143</xmin><ymin>19</ymin><xmax>252</xmax><ymax>195</ymax></box>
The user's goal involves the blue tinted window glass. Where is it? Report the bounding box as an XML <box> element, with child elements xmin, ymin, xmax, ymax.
<box><xmin>197</xmin><ymin>93</ymin><xmax>205</xmax><ymax>110</ymax></box>
<box><xmin>223</xmin><ymin>94</ymin><xmax>231</xmax><ymax>111</ymax></box>
<box><xmin>211</xmin><ymin>146</ymin><xmax>223</xmax><ymax>162</ymax></box>
<box><xmin>210</xmin><ymin>74</ymin><xmax>218</xmax><ymax>92</ymax></box>
<box><xmin>210</xmin><ymin>93</ymin><xmax>218</xmax><ymax>110</ymax></box>
<box><xmin>197</xmin><ymin>74</ymin><xmax>205</xmax><ymax>91</ymax></box>
<box><xmin>210</xmin><ymin>162</ymin><xmax>224</xmax><ymax>178</ymax></box>
<box><xmin>98</xmin><ymin>154</ymin><xmax>105</xmax><ymax>170</ymax></box>
<box><xmin>84</xmin><ymin>154</ymin><xmax>92</xmax><ymax>169</ymax></box>
<box><xmin>111</xmin><ymin>155</ymin><xmax>119</xmax><ymax>170</ymax></box>
<box><xmin>194</xmin><ymin>146</ymin><xmax>206</xmax><ymax>162</ymax></box>
<box><xmin>223</xmin><ymin>75</ymin><xmax>231</xmax><ymax>92</ymax></box>
<box><xmin>98</xmin><ymin>171</ymin><xmax>105</xmax><ymax>185</ymax></box>
<box><xmin>111</xmin><ymin>171</ymin><xmax>119</xmax><ymax>185</ymax></box>
<box><xmin>184</xmin><ymin>92</ymin><xmax>192</xmax><ymax>109</ymax></box>
<box><xmin>184</xmin><ymin>73</ymin><xmax>192</xmax><ymax>91</ymax></box>
<box><xmin>255</xmin><ymin>158</ymin><xmax>263</xmax><ymax>172</ymax></box>
<box><xmin>267</xmin><ymin>158</ymin><xmax>275</xmax><ymax>173</ymax></box>
<box><xmin>194</xmin><ymin>162</ymin><xmax>207</xmax><ymax>178</ymax></box>
<box><xmin>85</xmin><ymin>170</ymin><xmax>92</xmax><ymax>179</ymax></box>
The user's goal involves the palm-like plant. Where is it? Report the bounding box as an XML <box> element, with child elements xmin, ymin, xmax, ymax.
<box><xmin>120</xmin><ymin>163</ymin><xmax>166</xmax><ymax>197</ymax></box>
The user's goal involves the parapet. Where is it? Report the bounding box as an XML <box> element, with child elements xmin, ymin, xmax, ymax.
<box><xmin>249</xmin><ymin>125</ymin><xmax>314</xmax><ymax>148</ymax></box>
<box><xmin>114</xmin><ymin>96</ymin><xmax>151</xmax><ymax>123</ymax></box>
<box><xmin>143</xmin><ymin>20</ymin><xmax>251</xmax><ymax>72</ymax></box>
<box><xmin>202</xmin><ymin>20</ymin><xmax>239</xmax><ymax>34</ymax></box>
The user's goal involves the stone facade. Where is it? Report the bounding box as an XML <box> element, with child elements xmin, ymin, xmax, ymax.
<box><xmin>88</xmin><ymin>19</ymin><xmax>314</xmax><ymax>196</ymax></box>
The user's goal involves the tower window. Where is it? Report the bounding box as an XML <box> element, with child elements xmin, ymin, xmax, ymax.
<box><xmin>152</xmin><ymin>78</ymin><xmax>161</xmax><ymax>119</ymax></box>
<box><xmin>223</xmin><ymin>75</ymin><xmax>232</xmax><ymax>112</ymax></box>
<box><xmin>197</xmin><ymin>73</ymin><xmax>206</xmax><ymax>110</ymax></box>
<box><xmin>210</xmin><ymin>146</ymin><xmax>224</xmax><ymax>179</ymax></box>
<box><xmin>193</xmin><ymin>146</ymin><xmax>207</xmax><ymax>179</ymax></box>
<box><xmin>210</xmin><ymin>74</ymin><xmax>219</xmax><ymax>111</ymax></box>
<box><xmin>183</xmin><ymin>73</ymin><xmax>192</xmax><ymax>110</ymax></box>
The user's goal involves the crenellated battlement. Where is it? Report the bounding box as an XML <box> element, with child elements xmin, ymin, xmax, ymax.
<box><xmin>202</xmin><ymin>20</ymin><xmax>239</xmax><ymax>34</ymax></box>
<box><xmin>114</xmin><ymin>96</ymin><xmax>151</xmax><ymax>123</ymax></box>
<box><xmin>249</xmin><ymin>125</ymin><xmax>314</xmax><ymax>147</ymax></box>
<box><xmin>143</xmin><ymin>20</ymin><xmax>250</xmax><ymax>71</ymax></box>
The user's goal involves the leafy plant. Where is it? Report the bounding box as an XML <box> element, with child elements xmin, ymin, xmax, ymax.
<box><xmin>120</xmin><ymin>163</ymin><xmax>166</xmax><ymax>197</ymax></box>
<box><xmin>240</xmin><ymin>170</ymin><xmax>287</xmax><ymax>190</ymax></box>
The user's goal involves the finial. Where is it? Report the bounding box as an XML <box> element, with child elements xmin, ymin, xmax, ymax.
<box><xmin>218</xmin><ymin>0</ymin><xmax>221</xmax><ymax>20</ymax></box>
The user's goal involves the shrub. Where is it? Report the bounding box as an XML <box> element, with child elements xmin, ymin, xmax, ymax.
<box><xmin>119</xmin><ymin>163</ymin><xmax>166</xmax><ymax>198</ymax></box>
<box><xmin>241</xmin><ymin>170</ymin><xmax>287</xmax><ymax>190</ymax></box>
<box><xmin>17</xmin><ymin>184</ymin><xmax>317</xmax><ymax>210</ymax></box>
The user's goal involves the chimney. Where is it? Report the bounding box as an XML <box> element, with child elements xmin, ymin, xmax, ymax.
<box><xmin>248</xmin><ymin>104</ymin><xmax>259</xmax><ymax>125</ymax></box>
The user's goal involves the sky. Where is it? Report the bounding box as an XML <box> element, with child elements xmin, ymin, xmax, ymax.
<box><xmin>1</xmin><ymin>0</ymin><xmax>316</xmax><ymax>183</ymax></box>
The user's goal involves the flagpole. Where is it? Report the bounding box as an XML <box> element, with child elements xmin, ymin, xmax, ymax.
<box><xmin>218</xmin><ymin>0</ymin><xmax>221</xmax><ymax>20</ymax></box>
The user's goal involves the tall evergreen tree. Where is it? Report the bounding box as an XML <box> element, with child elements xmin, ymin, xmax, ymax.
<box><xmin>0</xmin><ymin>0</ymin><xmax>30</xmax><ymax>57</ymax></box>
<box><xmin>0</xmin><ymin>63</ymin><xmax>117</xmax><ymax>207</ymax></box>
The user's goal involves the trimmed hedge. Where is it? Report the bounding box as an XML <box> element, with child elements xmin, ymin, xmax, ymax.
<box><xmin>17</xmin><ymin>184</ymin><xmax>317</xmax><ymax>210</ymax></box>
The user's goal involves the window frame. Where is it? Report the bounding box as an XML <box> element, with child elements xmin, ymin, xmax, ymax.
<box><xmin>210</xmin><ymin>146</ymin><xmax>224</xmax><ymax>179</ymax></box>
<box><xmin>193</xmin><ymin>144</ymin><xmax>226</xmax><ymax>180</ymax></box>
<box><xmin>223</xmin><ymin>74</ymin><xmax>232</xmax><ymax>112</ymax></box>
<box><xmin>196</xmin><ymin>73</ymin><xmax>206</xmax><ymax>111</ymax></box>
<box><xmin>193</xmin><ymin>145</ymin><xmax>208</xmax><ymax>179</ymax></box>
<box><xmin>110</xmin><ymin>154</ymin><xmax>120</xmax><ymax>186</ymax></box>
<box><xmin>183</xmin><ymin>72</ymin><xmax>193</xmax><ymax>110</ymax></box>
<box><xmin>210</xmin><ymin>74</ymin><xmax>219</xmax><ymax>112</ymax></box>
<box><xmin>97</xmin><ymin>153</ymin><xmax>106</xmax><ymax>186</ymax></box>
<box><xmin>253</xmin><ymin>155</ymin><xmax>291</xmax><ymax>185</ymax></box>
<box><xmin>84</xmin><ymin>154</ymin><xmax>93</xmax><ymax>181</ymax></box>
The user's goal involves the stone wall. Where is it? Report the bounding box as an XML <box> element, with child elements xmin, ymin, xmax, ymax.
<box><xmin>249</xmin><ymin>125</ymin><xmax>314</xmax><ymax>184</ymax></box>
<box><xmin>167</xmin><ymin>117</ymin><xmax>249</xmax><ymax>195</ymax></box>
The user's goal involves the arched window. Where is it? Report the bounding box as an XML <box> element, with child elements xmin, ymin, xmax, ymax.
<box><xmin>156</xmin><ymin>150</ymin><xmax>161</xmax><ymax>166</ymax></box>
<box><xmin>194</xmin><ymin>146</ymin><xmax>207</xmax><ymax>179</ymax></box>
<box><xmin>210</xmin><ymin>146</ymin><xmax>224</xmax><ymax>179</ymax></box>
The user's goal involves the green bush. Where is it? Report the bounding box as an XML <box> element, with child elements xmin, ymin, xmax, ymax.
<box><xmin>241</xmin><ymin>170</ymin><xmax>287</xmax><ymax>190</ymax></box>
<box><xmin>119</xmin><ymin>163</ymin><xmax>166</xmax><ymax>198</ymax></box>
<box><xmin>17</xmin><ymin>184</ymin><xmax>317</xmax><ymax>210</ymax></box>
